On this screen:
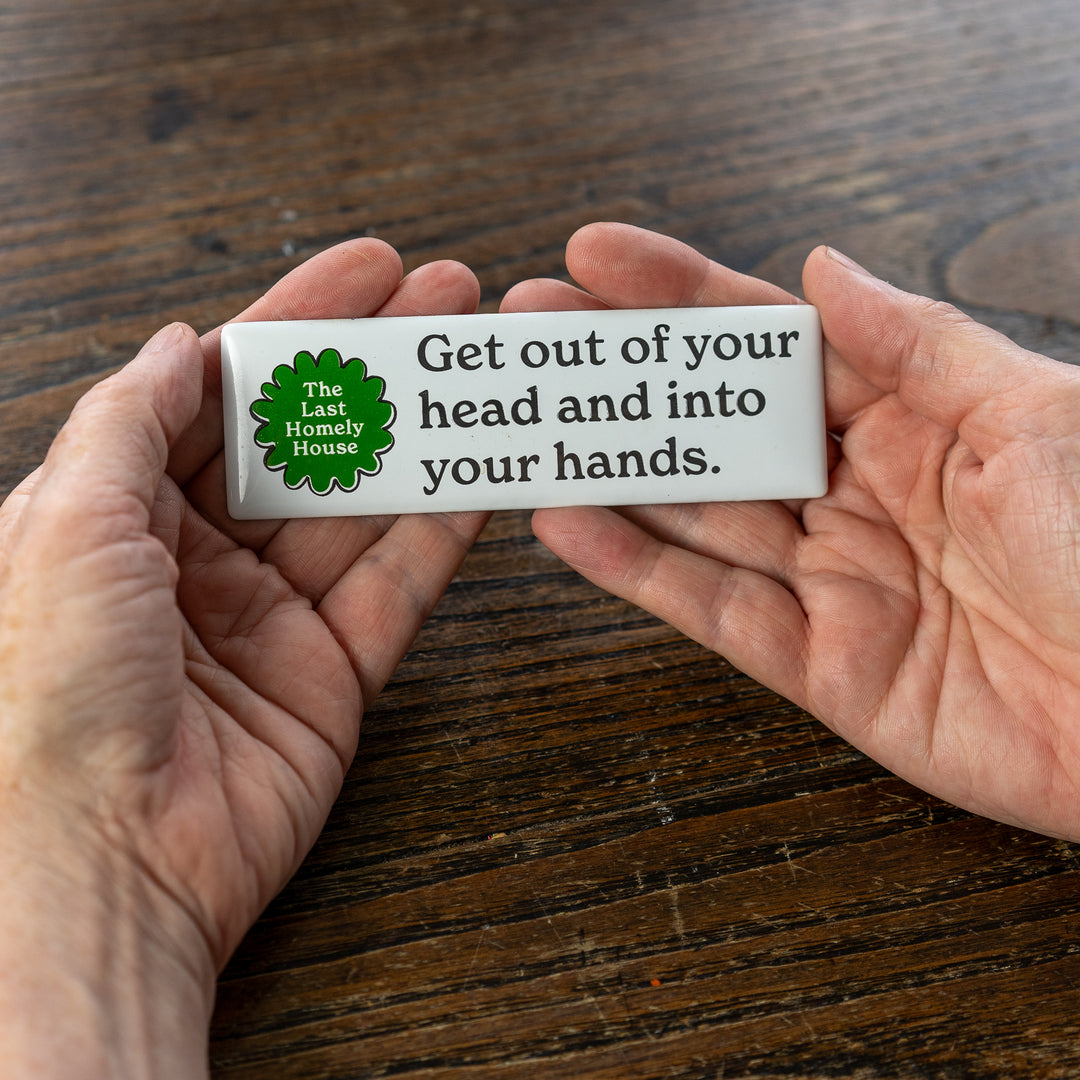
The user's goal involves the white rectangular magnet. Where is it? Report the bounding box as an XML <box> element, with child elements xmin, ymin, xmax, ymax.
<box><xmin>221</xmin><ymin>306</ymin><xmax>827</xmax><ymax>520</ymax></box>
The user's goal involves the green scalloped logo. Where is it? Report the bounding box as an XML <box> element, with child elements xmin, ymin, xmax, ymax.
<box><xmin>251</xmin><ymin>347</ymin><xmax>396</xmax><ymax>495</ymax></box>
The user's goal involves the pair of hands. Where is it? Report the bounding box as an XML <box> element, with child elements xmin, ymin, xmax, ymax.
<box><xmin>2</xmin><ymin>222</ymin><xmax>1079</xmax><ymax>1073</ymax></box>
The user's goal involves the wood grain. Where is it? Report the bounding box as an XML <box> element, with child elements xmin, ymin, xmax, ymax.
<box><xmin>4</xmin><ymin>0</ymin><xmax>1080</xmax><ymax>1076</ymax></box>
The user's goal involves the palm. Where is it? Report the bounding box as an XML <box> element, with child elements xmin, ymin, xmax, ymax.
<box><xmin>154</xmin><ymin>504</ymin><xmax>362</xmax><ymax>964</ymax></box>
<box><xmin>800</xmin><ymin>385</ymin><xmax>1080</xmax><ymax>835</ymax></box>
<box><xmin>157</xmin><ymin>494</ymin><xmax>488</xmax><ymax>963</ymax></box>
<box><xmin>504</xmin><ymin>223</ymin><xmax>1080</xmax><ymax>840</ymax></box>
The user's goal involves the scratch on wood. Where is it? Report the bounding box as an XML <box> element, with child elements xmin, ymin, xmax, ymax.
<box><xmin>666</xmin><ymin>873</ymin><xmax>687</xmax><ymax>945</ymax></box>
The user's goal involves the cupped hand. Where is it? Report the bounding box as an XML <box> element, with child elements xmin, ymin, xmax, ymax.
<box><xmin>503</xmin><ymin>222</ymin><xmax>1080</xmax><ymax>841</ymax></box>
<box><xmin>0</xmin><ymin>239</ymin><xmax>488</xmax><ymax>991</ymax></box>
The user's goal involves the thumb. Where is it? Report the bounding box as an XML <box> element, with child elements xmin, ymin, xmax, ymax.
<box><xmin>803</xmin><ymin>246</ymin><xmax>1072</xmax><ymax>455</ymax></box>
<box><xmin>29</xmin><ymin>323</ymin><xmax>204</xmax><ymax>554</ymax></box>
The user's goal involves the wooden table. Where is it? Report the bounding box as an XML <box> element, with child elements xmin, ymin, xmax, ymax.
<box><xmin>4</xmin><ymin>1</ymin><xmax>1080</xmax><ymax>1075</ymax></box>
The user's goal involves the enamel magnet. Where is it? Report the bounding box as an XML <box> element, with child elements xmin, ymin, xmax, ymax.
<box><xmin>221</xmin><ymin>307</ymin><xmax>827</xmax><ymax>519</ymax></box>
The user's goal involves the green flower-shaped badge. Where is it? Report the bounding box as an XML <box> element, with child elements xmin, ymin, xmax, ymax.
<box><xmin>251</xmin><ymin>347</ymin><xmax>396</xmax><ymax>495</ymax></box>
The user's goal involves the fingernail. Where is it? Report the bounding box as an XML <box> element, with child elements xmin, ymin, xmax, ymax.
<box><xmin>825</xmin><ymin>247</ymin><xmax>874</xmax><ymax>278</ymax></box>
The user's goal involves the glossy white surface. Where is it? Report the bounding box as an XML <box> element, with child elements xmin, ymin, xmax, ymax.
<box><xmin>221</xmin><ymin>307</ymin><xmax>827</xmax><ymax>519</ymax></box>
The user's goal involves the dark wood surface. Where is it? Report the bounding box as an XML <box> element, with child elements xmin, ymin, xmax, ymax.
<box><xmin>4</xmin><ymin>1</ymin><xmax>1080</xmax><ymax>1076</ymax></box>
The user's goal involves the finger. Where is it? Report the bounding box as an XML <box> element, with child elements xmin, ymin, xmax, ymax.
<box><xmin>500</xmin><ymin>278</ymin><xmax>610</xmax><ymax>313</ymax></box>
<box><xmin>803</xmin><ymin>245</ymin><xmax>1080</xmax><ymax>455</ymax></box>
<box><xmin>317</xmin><ymin>510</ymin><xmax>489</xmax><ymax>706</ymax></box>
<box><xmin>563</xmin><ymin>222</ymin><xmax>799</xmax><ymax>309</ymax></box>
<box><xmin>203</xmin><ymin>237</ymin><xmax>406</xmax><ymax>376</ymax></box>
<box><xmin>373</xmin><ymin>258</ymin><xmax>479</xmax><ymax>318</ymax></box>
<box><xmin>614</xmin><ymin>500</ymin><xmax>804</xmax><ymax>589</ymax></box>
<box><xmin>248</xmin><ymin>513</ymin><xmax>400</xmax><ymax>605</ymax></box>
<box><xmin>169</xmin><ymin>238</ymin><xmax>409</xmax><ymax>487</ymax></box>
<box><xmin>185</xmin><ymin>257</ymin><xmax>482</xmax><ymax>598</ymax></box>
<box><xmin>24</xmin><ymin>324</ymin><xmax>203</xmax><ymax>556</ymax></box>
<box><xmin>0</xmin><ymin>465</ymin><xmax>43</xmax><ymax>578</ymax></box>
<box><xmin>532</xmin><ymin>505</ymin><xmax>810</xmax><ymax>705</ymax></box>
